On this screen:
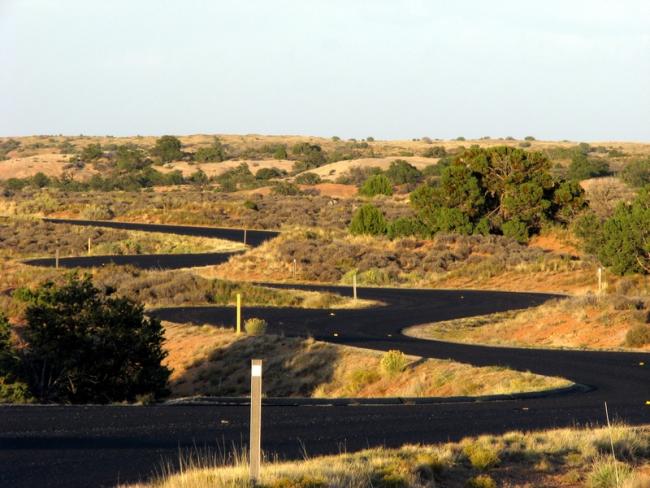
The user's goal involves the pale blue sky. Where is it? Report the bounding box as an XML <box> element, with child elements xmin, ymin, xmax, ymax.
<box><xmin>1</xmin><ymin>0</ymin><xmax>649</xmax><ymax>140</ymax></box>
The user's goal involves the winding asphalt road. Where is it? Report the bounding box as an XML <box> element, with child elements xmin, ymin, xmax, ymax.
<box><xmin>2</xmin><ymin>219</ymin><xmax>649</xmax><ymax>487</ymax></box>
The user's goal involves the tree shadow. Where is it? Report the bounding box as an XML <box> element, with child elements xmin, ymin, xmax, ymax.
<box><xmin>173</xmin><ymin>333</ymin><xmax>339</xmax><ymax>397</ymax></box>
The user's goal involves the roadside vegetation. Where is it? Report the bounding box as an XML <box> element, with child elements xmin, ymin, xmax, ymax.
<box><xmin>406</xmin><ymin>292</ymin><xmax>650</xmax><ymax>351</ymax></box>
<box><xmin>129</xmin><ymin>424</ymin><xmax>650</xmax><ymax>488</ymax></box>
<box><xmin>163</xmin><ymin>322</ymin><xmax>569</xmax><ymax>398</ymax></box>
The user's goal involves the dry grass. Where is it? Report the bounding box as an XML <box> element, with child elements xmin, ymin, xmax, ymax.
<box><xmin>126</xmin><ymin>424</ymin><xmax>650</xmax><ymax>488</ymax></box>
<box><xmin>163</xmin><ymin>322</ymin><xmax>570</xmax><ymax>398</ymax></box>
<box><xmin>405</xmin><ymin>294</ymin><xmax>650</xmax><ymax>351</ymax></box>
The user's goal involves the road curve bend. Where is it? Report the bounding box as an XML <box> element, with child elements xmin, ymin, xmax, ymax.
<box><xmin>2</xmin><ymin>218</ymin><xmax>648</xmax><ymax>488</ymax></box>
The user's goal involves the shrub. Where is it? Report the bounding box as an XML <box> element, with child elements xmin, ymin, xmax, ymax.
<box><xmin>272</xmin><ymin>182</ymin><xmax>302</xmax><ymax>196</ymax></box>
<box><xmin>380</xmin><ymin>350</ymin><xmax>408</xmax><ymax>376</ymax></box>
<box><xmin>245</xmin><ymin>318</ymin><xmax>267</xmax><ymax>336</ymax></box>
<box><xmin>465</xmin><ymin>475</ymin><xmax>497</xmax><ymax>488</ymax></box>
<box><xmin>359</xmin><ymin>174</ymin><xmax>393</xmax><ymax>197</ymax></box>
<box><xmin>335</xmin><ymin>166</ymin><xmax>382</xmax><ymax>185</ymax></box>
<box><xmin>463</xmin><ymin>443</ymin><xmax>500</xmax><ymax>470</ymax></box>
<box><xmin>524</xmin><ymin>135</ymin><xmax>536</xmax><ymax>141</ymax></box>
<box><xmin>501</xmin><ymin>218</ymin><xmax>530</xmax><ymax>243</ymax></box>
<box><xmin>15</xmin><ymin>275</ymin><xmax>170</xmax><ymax>403</ymax></box>
<box><xmin>294</xmin><ymin>172</ymin><xmax>321</xmax><ymax>185</ymax></box>
<box><xmin>625</xmin><ymin>325</ymin><xmax>650</xmax><ymax>347</ymax></box>
<box><xmin>387</xmin><ymin>217</ymin><xmax>428</xmax><ymax>239</ymax></box>
<box><xmin>385</xmin><ymin>159</ymin><xmax>422</xmax><ymax>186</ymax></box>
<box><xmin>152</xmin><ymin>135</ymin><xmax>183</xmax><ymax>163</ymax></box>
<box><xmin>0</xmin><ymin>313</ymin><xmax>31</xmax><ymax>403</ymax></box>
<box><xmin>349</xmin><ymin>204</ymin><xmax>387</xmax><ymax>236</ymax></box>
<box><xmin>621</xmin><ymin>158</ymin><xmax>650</xmax><ymax>188</ymax></box>
<box><xmin>80</xmin><ymin>204</ymin><xmax>114</xmax><ymax>220</ymax></box>
<box><xmin>195</xmin><ymin>138</ymin><xmax>227</xmax><ymax>162</ymax></box>
<box><xmin>587</xmin><ymin>458</ymin><xmax>632</xmax><ymax>488</ymax></box>
<box><xmin>243</xmin><ymin>200</ymin><xmax>259</xmax><ymax>211</ymax></box>
<box><xmin>255</xmin><ymin>167</ymin><xmax>285</xmax><ymax>180</ymax></box>
<box><xmin>422</xmin><ymin>145</ymin><xmax>447</xmax><ymax>158</ymax></box>
<box><xmin>291</xmin><ymin>143</ymin><xmax>326</xmax><ymax>171</ymax></box>
<box><xmin>80</xmin><ymin>143</ymin><xmax>103</xmax><ymax>161</ymax></box>
<box><xmin>567</xmin><ymin>153</ymin><xmax>611</xmax><ymax>180</ymax></box>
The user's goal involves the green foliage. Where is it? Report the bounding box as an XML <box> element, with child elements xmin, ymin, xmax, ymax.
<box><xmin>422</xmin><ymin>145</ymin><xmax>447</xmax><ymax>158</ymax></box>
<box><xmin>408</xmin><ymin>146</ymin><xmax>586</xmax><ymax>242</ymax></box>
<box><xmin>585</xmin><ymin>189</ymin><xmax>650</xmax><ymax>275</ymax></box>
<box><xmin>385</xmin><ymin>159</ymin><xmax>422</xmax><ymax>186</ymax></box>
<box><xmin>567</xmin><ymin>152</ymin><xmax>611</xmax><ymax>180</ymax></box>
<box><xmin>255</xmin><ymin>167</ymin><xmax>286</xmax><ymax>180</ymax></box>
<box><xmin>80</xmin><ymin>143</ymin><xmax>103</xmax><ymax>161</ymax></box>
<box><xmin>524</xmin><ymin>135</ymin><xmax>536</xmax><ymax>141</ymax></box>
<box><xmin>245</xmin><ymin>318</ymin><xmax>267</xmax><ymax>336</ymax></box>
<box><xmin>0</xmin><ymin>138</ymin><xmax>21</xmax><ymax>160</ymax></box>
<box><xmin>387</xmin><ymin>217</ymin><xmax>428</xmax><ymax>239</ymax></box>
<box><xmin>349</xmin><ymin>204</ymin><xmax>388</xmax><ymax>236</ymax></box>
<box><xmin>291</xmin><ymin>143</ymin><xmax>326</xmax><ymax>172</ymax></box>
<box><xmin>15</xmin><ymin>275</ymin><xmax>170</xmax><ymax>403</ymax></box>
<box><xmin>30</xmin><ymin>172</ymin><xmax>51</xmax><ymax>188</ymax></box>
<box><xmin>463</xmin><ymin>443</ymin><xmax>500</xmax><ymax>470</ymax></box>
<box><xmin>294</xmin><ymin>172</ymin><xmax>321</xmax><ymax>185</ymax></box>
<box><xmin>114</xmin><ymin>144</ymin><xmax>148</xmax><ymax>171</ymax></box>
<box><xmin>216</xmin><ymin>163</ymin><xmax>255</xmax><ymax>192</ymax></box>
<box><xmin>243</xmin><ymin>200</ymin><xmax>259</xmax><ymax>211</ymax></box>
<box><xmin>0</xmin><ymin>313</ymin><xmax>29</xmax><ymax>402</ymax></box>
<box><xmin>58</xmin><ymin>140</ymin><xmax>75</xmax><ymax>154</ymax></box>
<box><xmin>625</xmin><ymin>325</ymin><xmax>650</xmax><ymax>347</ymax></box>
<box><xmin>335</xmin><ymin>166</ymin><xmax>382</xmax><ymax>185</ymax></box>
<box><xmin>380</xmin><ymin>350</ymin><xmax>408</xmax><ymax>376</ymax></box>
<box><xmin>621</xmin><ymin>158</ymin><xmax>650</xmax><ymax>188</ymax></box>
<box><xmin>152</xmin><ymin>135</ymin><xmax>183</xmax><ymax>163</ymax></box>
<box><xmin>271</xmin><ymin>182</ymin><xmax>302</xmax><ymax>196</ymax></box>
<box><xmin>187</xmin><ymin>169</ymin><xmax>209</xmax><ymax>186</ymax></box>
<box><xmin>359</xmin><ymin>174</ymin><xmax>393</xmax><ymax>197</ymax></box>
<box><xmin>194</xmin><ymin>138</ymin><xmax>227</xmax><ymax>162</ymax></box>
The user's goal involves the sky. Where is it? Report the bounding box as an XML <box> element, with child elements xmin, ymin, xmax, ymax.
<box><xmin>1</xmin><ymin>0</ymin><xmax>649</xmax><ymax>141</ymax></box>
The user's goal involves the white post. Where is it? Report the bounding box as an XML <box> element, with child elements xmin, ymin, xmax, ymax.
<box><xmin>250</xmin><ymin>359</ymin><xmax>262</xmax><ymax>482</ymax></box>
<box><xmin>244</xmin><ymin>229</ymin><xmax>247</xmax><ymax>246</ymax></box>
<box><xmin>353</xmin><ymin>272</ymin><xmax>357</xmax><ymax>301</ymax></box>
<box><xmin>292</xmin><ymin>258</ymin><xmax>297</xmax><ymax>279</ymax></box>
<box><xmin>55</xmin><ymin>249</ymin><xmax>60</xmax><ymax>269</ymax></box>
<box><xmin>598</xmin><ymin>267</ymin><xmax>603</xmax><ymax>294</ymax></box>
<box><xmin>87</xmin><ymin>237</ymin><xmax>91</xmax><ymax>255</ymax></box>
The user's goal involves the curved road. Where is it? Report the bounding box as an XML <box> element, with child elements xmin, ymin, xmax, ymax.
<box><xmin>2</xmin><ymin>219</ymin><xmax>649</xmax><ymax>487</ymax></box>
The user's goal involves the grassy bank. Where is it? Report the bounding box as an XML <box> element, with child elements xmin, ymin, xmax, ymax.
<box><xmin>163</xmin><ymin>323</ymin><xmax>571</xmax><ymax>398</ymax></box>
<box><xmin>405</xmin><ymin>294</ymin><xmax>650</xmax><ymax>351</ymax></box>
<box><xmin>128</xmin><ymin>424</ymin><xmax>650</xmax><ymax>488</ymax></box>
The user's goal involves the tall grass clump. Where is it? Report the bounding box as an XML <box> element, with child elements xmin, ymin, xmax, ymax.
<box><xmin>245</xmin><ymin>318</ymin><xmax>267</xmax><ymax>336</ymax></box>
<box><xmin>380</xmin><ymin>350</ymin><xmax>408</xmax><ymax>376</ymax></box>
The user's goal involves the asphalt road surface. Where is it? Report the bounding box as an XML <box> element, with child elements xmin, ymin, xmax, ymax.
<box><xmin>2</xmin><ymin>219</ymin><xmax>649</xmax><ymax>487</ymax></box>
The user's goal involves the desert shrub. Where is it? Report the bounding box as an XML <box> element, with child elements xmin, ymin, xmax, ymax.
<box><xmin>349</xmin><ymin>204</ymin><xmax>387</xmax><ymax>236</ymax></box>
<box><xmin>112</xmin><ymin>144</ymin><xmax>149</xmax><ymax>171</ymax></box>
<box><xmin>519</xmin><ymin>141</ymin><xmax>531</xmax><ymax>148</ymax></box>
<box><xmin>255</xmin><ymin>167</ymin><xmax>285</xmax><ymax>180</ymax></box>
<box><xmin>335</xmin><ymin>166</ymin><xmax>382</xmax><ymax>185</ymax></box>
<box><xmin>0</xmin><ymin>138</ymin><xmax>21</xmax><ymax>160</ymax></box>
<box><xmin>625</xmin><ymin>325</ymin><xmax>650</xmax><ymax>347</ymax></box>
<box><xmin>15</xmin><ymin>275</ymin><xmax>170</xmax><ymax>403</ymax></box>
<box><xmin>80</xmin><ymin>143</ymin><xmax>103</xmax><ymax>161</ymax></box>
<box><xmin>501</xmin><ymin>219</ymin><xmax>529</xmax><ymax>244</ymax></box>
<box><xmin>0</xmin><ymin>313</ymin><xmax>31</xmax><ymax>403</ymax></box>
<box><xmin>30</xmin><ymin>172</ymin><xmax>51</xmax><ymax>188</ymax></box>
<box><xmin>385</xmin><ymin>159</ymin><xmax>422</xmax><ymax>186</ymax></box>
<box><xmin>387</xmin><ymin>217</ymin><xmax>428</xmax><ymax>239</ymax></box>
<box><xmin>359</xmin><ymin>174</ymin><xmax>393</xmax><ymax>197</ymax></box>
<box><xmin>272</xmin><ymin>182</ymin><xmax>302</xmax><ymax>196</ymax></box>
<box><xmin>58</xmin><ymin>140</ymin><xmax>75</xmax><ymax>154</ymax></box>
<box><xmin>524</xmin><ymin>135</ymin><xmax>536</xmax><ymax>141</ymax></box>
<box><xmin>587</xmin><ymin>457</ymin><xmax>632</xmax><ymax>488</ymax></box>
<box><xmin>621</xmin><ymin>158</ymin><xmax>650</xmax><ymax>188</ymax></box>
<box><xmin>243</xmin><ymin>200</ymin><xmax>259</xmax><ymax>211</ymax></box>
<box><xmin>568</xmin><ymin>153</ymin><xmax>611</xmax><ymax>180</ymax></box>
<box><xmin>291</xmin><ymin>143</ymin><xmax>326</xmax><ymax>172</ymax></box>
<box><xmin>245</xmin><ymin>318</ymin><xmax>268</xmax><ymax>336</ymax></box>
<box><xmin>463</xmin><ymin>443</ymin><xmax>500</xmax><ymax>470</ymax></box>
<box><xmin>465</xmin><ymin>475</ymin><xmax>497</xmax><ymax>488</ymax></box>
<box><xmin>422</xmin><ymin>146</ymin><xmax>446</xmax><ymax>158</ymax></box>
<box><xmin>194</xmin><ymin>138</ymin><xmax>227</xmax><ymax>162</ymax></box>
<box><xmin>294</xmin><ymin>172</ymin><xmax>321</xmax><ymax>185</ymax></box>
<box><xmin>80</xmin><ymin>204</ymin><xmax>114</xmax><ymax>220</ymax></box>
<box><xmin>584</xmin><ymin>189</ymin><xmax>650</xmax><ymax>275</ymax></box>
<box><xmin>151</xmin><ymin>135</ymin><xmax>182</xmax><ymax>163</ymax></box>
<box><xmin>380</xmin><ymin>350</ymin><xmax>407</xmax><ymax>376</ymax></box>
<box><xmin>216</xmin><ymin>163</ymin><xmax>255</xmax><ymax>192</ymax></box>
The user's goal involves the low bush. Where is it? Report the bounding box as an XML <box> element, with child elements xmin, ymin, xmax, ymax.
<box><xmin>626</xmin><ymin>325</ymin><xmax>650</xmax><ymax>347</ymax></box>
<box><xmin>463</xmin><ymin>443</ymin><xmax>500</xmax><ymax>470</ymax></box>
<box><xmin>465</xmin><ymin>474</ymin><xmax>497</xmax><ymax>488</ymax></box>
<box><xmin>359</xmin><ymin>174</ymin><xmax>393</xmax><ymax>197</ymax></box>
<box><xmin>349</xmin><ymin>204</ymin><xmax>387</xmax><ymax>236</ymax></box>
<box><xmin>245</xmin><ymin>318</ymin><xmax>268</xmax><ymax>336</ymax></box>
<box><xmin>380</xmin><ymin>350</ymin><xmax>408</xmax><ymax>376</ymax></box>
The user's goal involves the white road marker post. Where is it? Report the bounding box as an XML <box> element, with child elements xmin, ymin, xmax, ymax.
<box><xmin>352</xmin><ymin>272</ymin><xmax>358</xmax><ymax>302</ymax></box>
<box><xmin>598</xmin><ymin>267</ymin><xmax>603</xmax><ymax>294</ymax></box>
<box><xmin>250</xmin><ymin>359</ymin><xmax>263</xmax><ymax>483</ymax></box>
<box><xmin>243</xmin><ymin>229</ymin><xmax>247</xmax><ymax>246</ymax></box>
<box><xmin>87</xmin><ymin>237</ymin><xmax>91</xmax><ymax>255</ymax></box>
<box><xmin>236</xmin><ymin>293</ymin><xmax>242</xmax><ymax>335</ymax></box>
<box><xmin>292</xmin><ymin>258</ymin><xmax>297</xmax><ymax>280</ymax></box>
<box><xmin>55</xmin><ymin>249</ymin><xmax>60</xmax><ymax>269</ymax></box>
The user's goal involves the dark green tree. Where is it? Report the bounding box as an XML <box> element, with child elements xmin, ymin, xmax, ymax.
<box><xmin>152</xmin><ymin>135</ymin><xmax>183</xmax><ymax>163</ymax></box>
<box><xmin>195</xmin><ymin>138</ymin><xmax>227</xmax><ymax>163</ymax></box>
<box><xmin>385</xmin><ymin>159</ymin><xmax>422</xmax><ymax>186</ymax></box>
<box><xmin>567</xmin><ymin>152</ymin><xmax>610</xmax><ymax>180</ymax></box>
<box><xmin>621</xmin><ymin>158</ymin><xmax>650</xmax><ymax>188</ymax></box>
<box><xmin>0</xmin><ymin>313</ymin><xmax>31</xmax><ymax>403</ymax></box>
<box><xmin>349</xmin><ymin>205</ymin><xmax>387</xmax><ymax>236</ymax></box>
<box><xmin>80</xmin><ymin>143</ymin><xmax>103</xmax><ymax>161</ymax></box>
<box><xmin>16</xmin><ymin>275</ymin><xmax>170</xmax><ymax>403</ymax></box>
<box><xmin>114</xmin><ymin>144</ymin><xmax>148</xmax><ymax>171</ymax></box>
<box><xmin>291</xmin><ymin>143</ymin><xmax>326</xmax><ymax>172</ymax></box>
<box><xmin>294</xmin><ymin>172</ymin><xmax>321</xmax><ymax>185</ymax></box>
<box><xmin>359</xmin><ymin>174</ymin><xmax>393</xmax><ymax>197</ymax></box>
